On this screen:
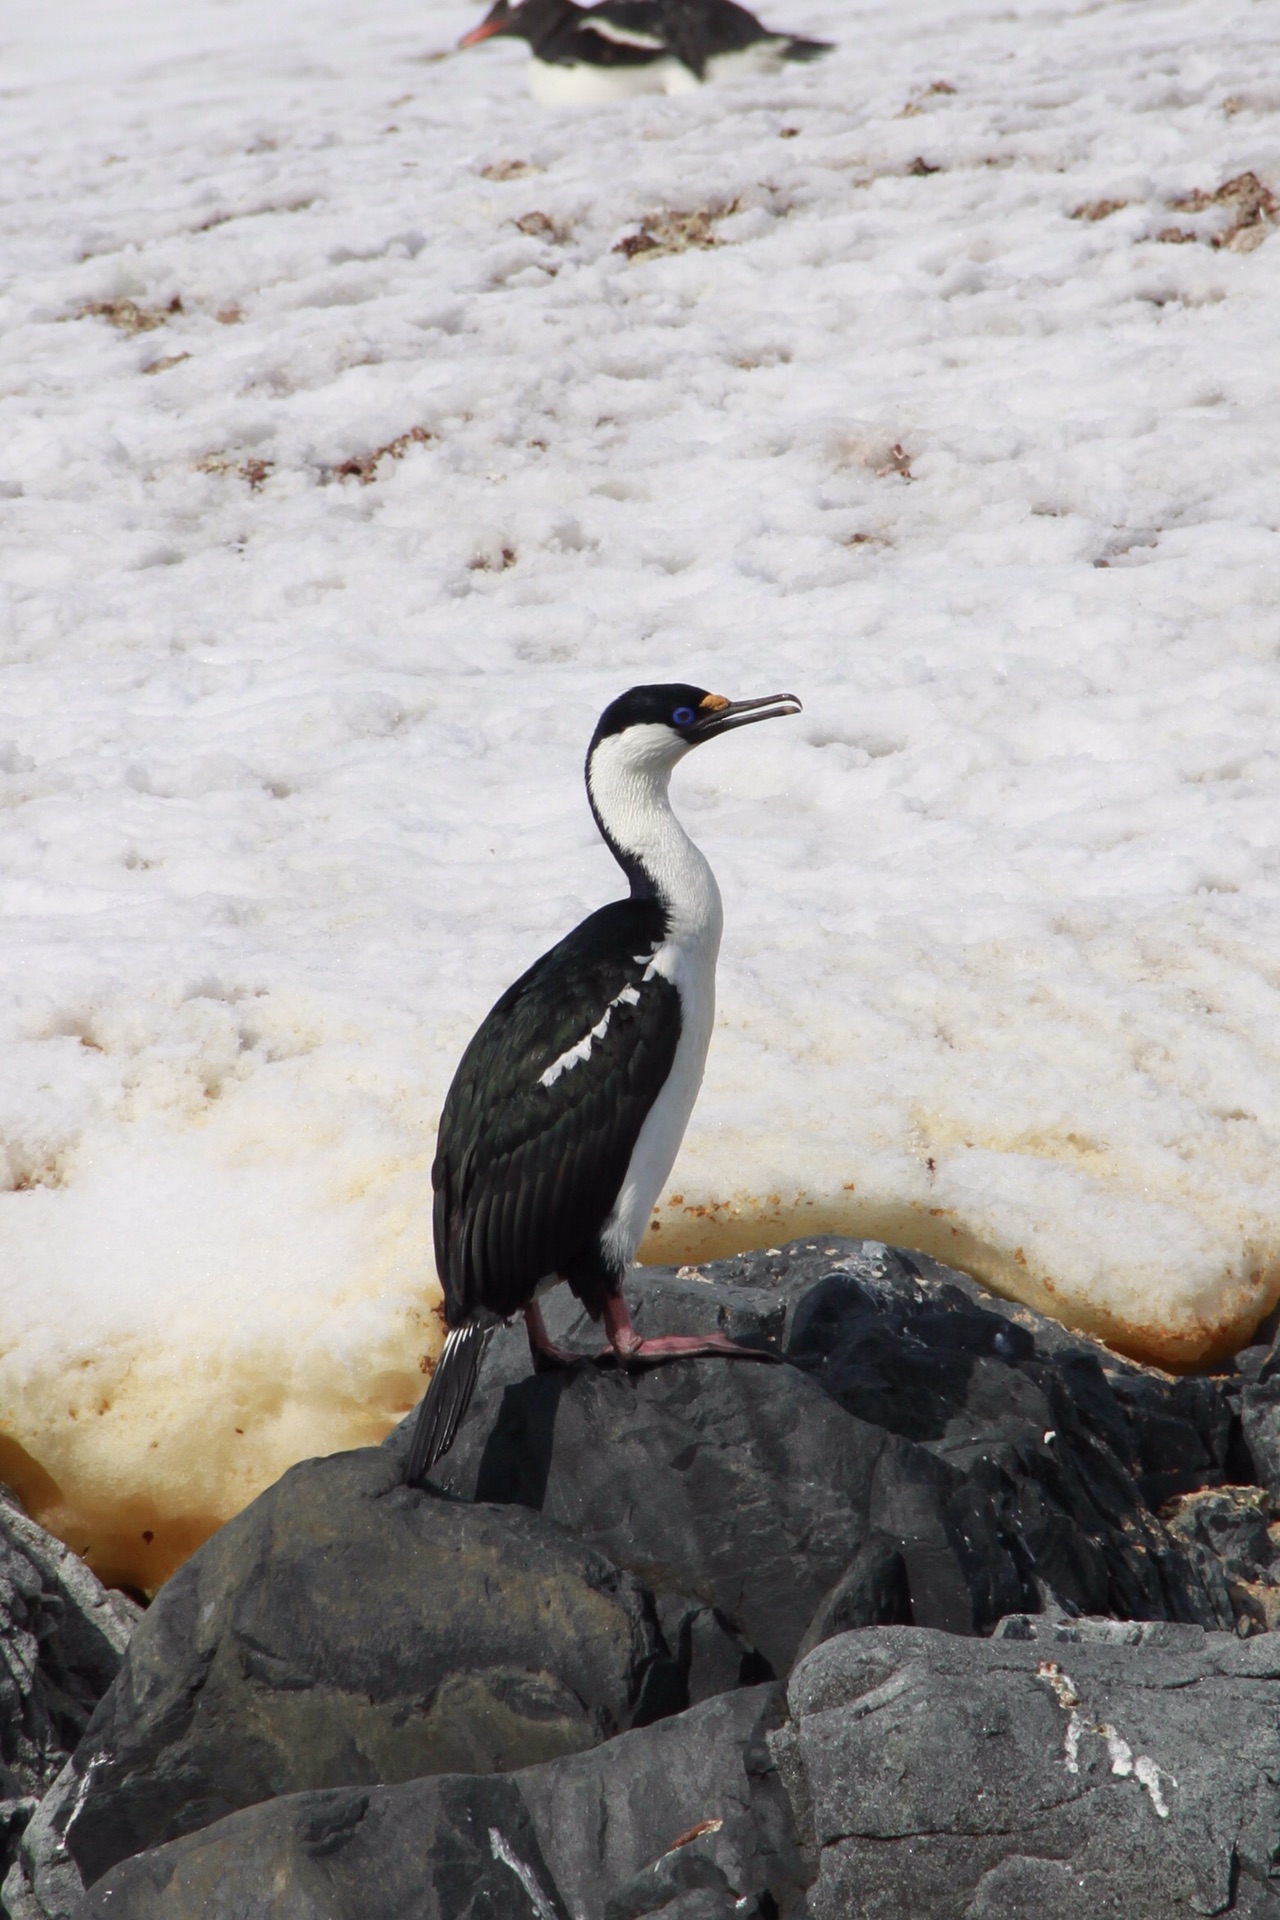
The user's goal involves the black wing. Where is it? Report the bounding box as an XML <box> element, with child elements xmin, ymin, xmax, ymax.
<box><xmin>543</xmin><ymin>1</ymin><xmax>670</xmax><ymax>65</ymax></box>
<box><xmin>658</xmin><ymin>0</ymin><xmax>771</xmax><ymax>73</ymax></box>
<box><xmin>433</xmin><ymin>898</ymin><xmax>681</xmax><ymax>1325</ymax></box>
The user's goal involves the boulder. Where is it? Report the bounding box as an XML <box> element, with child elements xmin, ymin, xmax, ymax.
<box><xmin>786</xmin><ymin>1616</ymin><xmax>1280</xmax><ymax>1918</ymax></box>
<box><xmin>387</xmin><ymin>1238</ymin><xmax>1238</xmax><ymax>1641</ymax></box>
<box><xmin>1235</xmin><ymin>1339</ymin><xmax>1280</xmax><ymax>1516</ymax></box>
<box><xmin>65</xmin><ymin>1615</ymin><xmax>1280</xmax><ymax>1920</ymax></box>
<box><xmin>50</xmin><ymin>1449</ymin><xmax>685</xmax><ymax>1888</ymax></box>
<box><xmin>0</xmin><ymin>1486</ymin><xmax>138</xmax><ymax>1889</ymax></box>
<box><xmin>77</xmin><ymin>1685</ymin><xmax>801</xmax><ymax>1920</ymax></box>
<box><xmin>782</xmin><ymin>1252</ymin><xmax>1238</xmax><ymax>1626</ymax></box>
<box><xmin>399</xmin><ymin>1341</ymin><xmax>895</xmax><ymax>1674</ymax></box>
<box><xmin>1161</xmin><ymin>1484</ymin><xmax>1280</xmax><ymax>1631</ymax></box>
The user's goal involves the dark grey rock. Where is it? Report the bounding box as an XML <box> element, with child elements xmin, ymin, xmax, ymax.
<box><xmin>788</xmin><ymin>1617</ymin><xmax>1280</xmax><ymax>1918</ymax></box>
<box><xmin>1161</xmin><ymin>1484</ymin><xmax>1280</xmax><ymax>1632</ymax></box>
<box><xmin>394</xmin><ymin>1344</ymin><xmax>895</xmax><ymax>1673</ymax></box>
<box><xmin>781</xmin><ymin>1251</ymin><xmax>1238</xmax><ymax>1626</ymax></box>
<box><xmin>0</xmin><ymin>1487</ymin><xmax>138</xmax><ymax>1896</ymax></box>
<box><xmin>76</xmin><ymin>1611</ymin><xmax>1280</xmax><ymax>1920</ymax></box>
<box><xmin>78</xmin><ymin>1686</ymin><xmax>800</xmax><ymax>1920</ymax></box>
<box><xmin>56</xmin><ymin>1448</ymin><xmax>683</xmax><ymax>1888</ymax></box>
<box><xmin>793</xmin><ymin>1530</ymin><xmax>911</xmax><ymax>1664</ymax></box>
<box><xmin>1240</xmin><ymin>1370</ymin><xmax>1280</xmax><ymax>1496</ymax></box>
<box><xmin>386</xmin><ymin>1237</ymin><xmax>1237</xmax><ymax>1644</ymax></box>
<box><xmin>3</xmin><ymin>1760</ymin><xmax>85</xmax><ymax>1920</ymax></box>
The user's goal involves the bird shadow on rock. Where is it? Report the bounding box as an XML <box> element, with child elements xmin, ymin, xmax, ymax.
<box><xmin>474</xmin><ymin>1371</ymin><xmax>567</xmax><ymax>1509</ymax></box>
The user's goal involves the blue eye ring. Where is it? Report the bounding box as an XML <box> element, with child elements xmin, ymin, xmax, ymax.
<box><xmin>672</xmin><ymin>706</ymin><xmax>696</xmax><ymax>727</ymax></box>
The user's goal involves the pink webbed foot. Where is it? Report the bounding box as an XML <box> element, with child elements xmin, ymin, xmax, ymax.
<box><xmin>599</xmin><ymin>1293</ymin><xmax>781</xmax><ymax>1368</ymax></box>
<box><xmin>524</xmin><ymin>1301</ymin><xmax>579</xmax><ymax>1373</ymax></box>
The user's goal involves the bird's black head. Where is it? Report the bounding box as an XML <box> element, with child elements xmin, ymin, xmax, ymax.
<box><xmin>584</xmin><ymin>683</ymin><xmax>801</xmax><ymax>899</ymax></box>
<box><xmin>590</xmin><ymin>684</ymin><xmax>802</xmax><ymax>755</ymax></box>
<box><xmin>459</xmin><ymin>0</ymin><xmax>550</xmax><ymax>46</ymax></box>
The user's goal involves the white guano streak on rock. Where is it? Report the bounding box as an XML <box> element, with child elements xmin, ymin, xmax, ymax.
<box><xmin>1036</xmin><ymin>1662</ymin><xmax>1174</xmax><ymax>1817</ymax></box>
<box><xmin>1064</xmin><ymin>1707</ymin><xmax>1084</xmax><ymax>1775</ymax></box>
<box><xmin>1133</xmin><ymin>1754</ymin><xmax>1174</xmax><ymax>1820</ymax></box>
<box><xmin>488</xmin><ymin>1827</ymin><xmax>560</xmax><ymax>1920</ymax></box>
<box><xmin>62</xmin><ymin>1754</ymin><xmax>103</xmax><ymax>1845</ymax></box>
<box><xmin>1100</xmin><ymin>1724</ymin><xmax>1176</xmax><ymax>1819</ymax></box>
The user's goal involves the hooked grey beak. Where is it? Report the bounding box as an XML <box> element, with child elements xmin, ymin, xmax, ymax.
<box><xmin>690</xmin><ymin>693</ymin><xmax>803</xmax><ymax>740</ymax></box>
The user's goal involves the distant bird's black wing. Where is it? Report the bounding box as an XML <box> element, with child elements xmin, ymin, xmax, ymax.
<box><xmin>433</xmin><ymin>898</ymin><xmax>681</xmax><ymax>1325</ymax></box>
<box><xmin>658</xmin><ymin>0</ymin><xmax>769</xmax><ymax>72</ymax></box>
<box><xmin>656</xmin><ymin>0</ymin><xmax>831</xmax><ymax>73</ymax></box>
<box><xmin>544</xmin><ymin>1</ymin><xmax>670</xmax><ymax>65</ymax></box>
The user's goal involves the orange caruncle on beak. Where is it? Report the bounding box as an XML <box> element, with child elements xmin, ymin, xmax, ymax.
<box><xmin>458</xmin><ymin>15</ymin><xmax>507</xmax><ymax>47</ymax></box>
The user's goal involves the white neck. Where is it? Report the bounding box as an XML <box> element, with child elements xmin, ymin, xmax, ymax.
<box><xmin>586</xmin><ymin>726</ymin><xmax>723</xmax><ymax>954</ymax></box>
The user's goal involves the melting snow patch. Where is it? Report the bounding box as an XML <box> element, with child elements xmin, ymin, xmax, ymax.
<box><xmin>5</xmin><ymin>0</ymin><xmax>1280</xmax><ymax>1581</ymax></box>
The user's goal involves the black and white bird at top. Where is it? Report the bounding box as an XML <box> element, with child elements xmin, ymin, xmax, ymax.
<box><xmin>458</xmin><ymin>0</ymin><xmax>832</xmax><ymax>105</ymax></box>
<box><xmin>403</xmin><ymin>683</ymin><xmax>802</xmax><ymax>1484</ymax></box>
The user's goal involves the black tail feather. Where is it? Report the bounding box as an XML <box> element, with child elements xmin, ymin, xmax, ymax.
<box><xmin>404</xmin><ymin>1321</ymin><xmax>495</xmax><ymax>1485</ymax></box>
<box><xmin>784</xmin><ymin>34</ymin><xmax>831</xmax><ymax>59</ymax></box>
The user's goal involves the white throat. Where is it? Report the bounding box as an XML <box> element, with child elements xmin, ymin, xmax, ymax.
<box><xmin>586</xmin><ymin>726</ymin><xmax>723</xmax><ymax>955</ymax></box>
<box><xmin>588</xmin><ymin>722</ymin><xmax>724</xmax><ymax>1271</ymax></box>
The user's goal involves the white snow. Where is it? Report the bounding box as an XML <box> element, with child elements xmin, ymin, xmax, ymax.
<box><xmin>3</xmin><ymin>0</ymin><xmax>1280</xmax><ymax>1584</ymax></box>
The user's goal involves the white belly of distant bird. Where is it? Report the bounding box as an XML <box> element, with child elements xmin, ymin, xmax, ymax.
<box><xmin>527</xmin><ymin>54</ymin><xmax>699</xmax><ymax>102</ymax></box>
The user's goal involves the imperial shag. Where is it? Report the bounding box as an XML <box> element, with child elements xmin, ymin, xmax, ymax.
<box><xmin>403</xmin><ymin>683</ymin><xmax>802</xmax><ymax>1484</ymax></box>
<box><xmin>458</xmin><ymin>0</ymin><xmax>832</xmax><ymax>104</ymax></box>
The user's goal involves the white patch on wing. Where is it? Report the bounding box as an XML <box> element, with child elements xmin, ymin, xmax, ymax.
<box><xmin>643</xmin><ymin>948</ymin><xmax>675</xmax><ymax>983</ymax></box>
<box><xmin>581</xmin><ymin>16</ymin><xmax>668</xmax><ymax>49</ymax></box>
<box><xmin>538</xmin><ymin>982</ymin><xmax>641</xmax><ymax>1086</ymax></box>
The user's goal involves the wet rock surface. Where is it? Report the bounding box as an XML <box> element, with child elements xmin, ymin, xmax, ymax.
<box><xmin>11</xmin><ymin>1238</ymin><xmax>1280</xmax><ymax>1915</ymax></box>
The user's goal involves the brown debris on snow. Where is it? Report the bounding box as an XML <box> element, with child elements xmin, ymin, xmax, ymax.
<box><xmin>900</xmin><ymin>78</ymin><xmax>956</xmax><ymax>117</ymax></box>
<box><xmin>515</xmin><ymin>209</ymin><xmax>568</xmax><ymax>242</ymax></box>
<box><xmin>480</xmin><ymin>158</ymin><xmax>543</xmax><ymax>180</ymax></box>
<box><xmin>1072</xmin><ymin>198</ymin><xmax>1128</xmax><ymax>222</ymax></box>
<box><xmin>78</xmin><ymin>295</ymin><xmax>183</xmax><ymax>334</ymax></box>
<box><xmin>614</xmin><ymin>205</ymin><xmax>736</xmax><ymax>260</ymax></box>
<box><xmin>876</xmin><ymin>442</ymin><xmax>914</xmax><ymax>482</ymax></box>
<box><xmin>1166</xmin><ymin>170</ymin><xmax>1278</xmax><ymax>251</ymax></box>
<box><xmin>197</xmin><ymin>452</ymin><xmax>273</xmax><ymax>491</ymax></box>
<box><xmin>333</xmin><ymin>424</ymin><xmax>434</xmax><ymax>485</ymax></box>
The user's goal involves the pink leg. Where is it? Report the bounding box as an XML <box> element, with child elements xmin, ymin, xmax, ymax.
<box><xmin>600</xmin><ymin>1292</ymin><xmax>780</xmax><ymax>1366</ymax></box>
<box><xmin>525</xmin><ymin>1300</ymin><xmax>578</xmax><ymax>1372</ymax></box>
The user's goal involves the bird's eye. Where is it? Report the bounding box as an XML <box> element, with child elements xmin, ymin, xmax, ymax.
<box><xmin>672</xmin><ymin>706</ymin><xmax>696</xmax><ymax>727</ymax></box>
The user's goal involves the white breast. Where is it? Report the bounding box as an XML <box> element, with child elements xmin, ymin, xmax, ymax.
<box><xmin>585</xmin><ymin>718</ymin><xmax>724</xmax><ymax>1271</ymax></box>
<box><xmin>599</xmin><ymin>928</ymin><xmax>719</xmax><ymax>1271</ymax></box>
<box><xmin>528</xmin><ymin>54</ymin><xmax>698</xmax><ymax>103</ymax></box>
